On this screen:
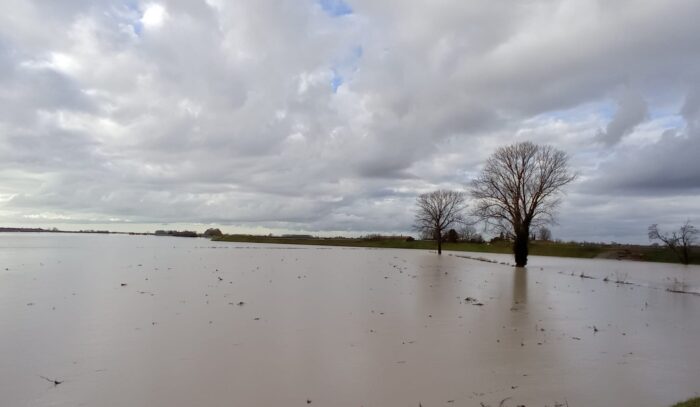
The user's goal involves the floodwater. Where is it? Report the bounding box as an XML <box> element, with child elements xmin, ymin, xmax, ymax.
<box><xmin>1</xmin><ymin>234</ymin><xmax>699</xmax><ymax>407</ymax></box>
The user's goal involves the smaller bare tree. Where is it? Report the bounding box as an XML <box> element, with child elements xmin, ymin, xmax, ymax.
<box><xmin>648</xmin><ymin>221</ymin><xmax>698</xmax><ymax>265</ymax></box>
<box><xmin>460</xmin><ymin>224</ymin><xmax>485</xmax><ymax>243</ymax></box>
<box><xmin>459</xmin><ymin>224</ymin><xmax>477</xmax><ymax>241</ymax></box>
<box><xmin>537</xmin><ymin>226</ymin><xmax>552</xmax><ymax>241</ymax></box>
<box><xmin>418</xmin><ymin>229</ymin><xmax>434</xmax><ymax>240</ymax></box>
<box><xmin>414</xmin><ymin>190</ymin><xmax>467</xmax><ymax>255</ymax></box>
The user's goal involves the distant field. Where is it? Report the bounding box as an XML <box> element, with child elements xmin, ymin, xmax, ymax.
<box><xmin>213</xmin><ymin>235</ymin><xmax>699</xmax><ymax>265</ymax></box>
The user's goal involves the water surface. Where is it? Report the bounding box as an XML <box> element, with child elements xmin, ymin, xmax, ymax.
<box><xmin>1</xmin><ymin>233</ymin><xmax>699</xmax><ymax>406</ymax></box>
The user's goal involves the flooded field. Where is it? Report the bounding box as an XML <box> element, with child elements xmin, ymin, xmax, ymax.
<box><xmin>1</xmin><ymin>233</ymin><xmax>699</xmax><ymax>407</ymax></box>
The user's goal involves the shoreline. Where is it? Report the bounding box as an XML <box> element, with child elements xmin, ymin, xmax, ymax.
<box><xmin>212</xmin><ymin>234</ymin><xmax>700</xmax><ymax>266</ymax></box>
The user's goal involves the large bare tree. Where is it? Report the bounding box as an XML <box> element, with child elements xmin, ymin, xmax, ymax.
<box><xmin>648</xmin><ymin>221</ymin><xmax>698</xmax><ymax>265</ymax></box>
<box><xmin>471</xmin><ymin>141</ymin><xmax>576</xmax><ymax>267</ymax></box>
<box><xmin>414</xmin><ymin>190</ymin><xmax>467</xmax><ymax>255</ymax></box>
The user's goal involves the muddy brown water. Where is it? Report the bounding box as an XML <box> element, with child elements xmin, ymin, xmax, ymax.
<box><xmin>1</xmin><ymin>233</ymin><xmax>699</xmax><ymax>407</ymax></box>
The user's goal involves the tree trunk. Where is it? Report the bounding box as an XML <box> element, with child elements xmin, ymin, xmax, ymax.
<box><xmin>681</xmin><ymin>246</ymin><xmax>690</xmax><ymax>265</ymax></box>
<box><xmin>513</xmin><ymin>228</ymin><xmax>529</xmax><ymax>267</ymax></box>
<box><xmin>435</xmin><ymin>228</ymin><xmax>442</xmax><ymax>255</ymax></box>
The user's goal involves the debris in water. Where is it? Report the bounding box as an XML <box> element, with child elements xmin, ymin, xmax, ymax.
<box><xmin>499</xmin><ymin>397</ymin><xmax>512</xmax><ymax>407</ymax></box>
<box><xmin>464</xmin><ymin>297</ymin><xmax>484</xmax><ymax>306</ymax></box>
<box><xmin>39</xmin><ymin>375</ymin><xmax>63</xmax><ymax>386</ymax></box>
<box><xmin>667</xmin><ymin>288</ymin><xmax>700</xmax><ymax>296</ymax></box>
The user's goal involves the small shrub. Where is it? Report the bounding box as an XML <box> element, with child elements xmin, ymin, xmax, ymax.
<box><xmin>446</xmin><ymin>229</ymin><xmax>459</xmax><ymax>243</ymax></box>
<box><xmin>203</xmin><ymin>228</ymin><xmax>223</xmax><ymax>237</ymax></box>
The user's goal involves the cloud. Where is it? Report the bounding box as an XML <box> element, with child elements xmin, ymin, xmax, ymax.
<box><xmin>583</xmin><ymin>87</ymin><xmax>700</xmax><ymax>195</ymax></box>
<box><xmin>0</xmin><ymin>0</ymin><xmax>699</xmax><ymax>242</ymax></box>
<box><xmin>141</xmin><ymin>4</ymin><xmax>168</xmax><ymax>29</ymax></box>
<box><xmin>596</xmin><ymin>88</ymin><xmax>649</xmax><ymax>145</ymax></box>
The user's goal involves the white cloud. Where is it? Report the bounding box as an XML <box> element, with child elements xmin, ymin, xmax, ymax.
<box><xmin>0</xmin><ymin>0</ymin><xmax>698</xmax><ymax>242</ymax></box>
<box><xmin>141</xmin><ymin>3</ymin><xmax>167</xmax><ymax>29</ymax></box>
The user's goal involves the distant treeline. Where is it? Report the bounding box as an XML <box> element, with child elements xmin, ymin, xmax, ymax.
<box><xmin>0</xmin><ymin>227</ymin><xmax>112</xmax><ymax>234</ymax></box>
<box><xmin>154</xmin><ymin>230</ymin><xmax>198</xmax><ymax>237</ymax></box>
<box><xmin>153</xmin><ymin>228</ymin><xmax>223</xmax><ymax>238</ymax></box>
<box><xmin>0</xmin><ymin>227</ymin><xmax>54</xmax><ymax>233</ymax></box>
<box><xmin>0</xmin><ymin>226</ymin><xmax>223</xmax><ymax>238</ymax></box>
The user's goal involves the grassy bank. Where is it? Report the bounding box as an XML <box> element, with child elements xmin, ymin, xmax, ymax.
<box><xmin>673</xmin><ymin>398</ymin><xmax>700</xmax><ymax>407</ymax></box>
<box><xmin>212</xmin><ymin>235</ymin><xmax>699</xmax><ymax>265</ymax></box>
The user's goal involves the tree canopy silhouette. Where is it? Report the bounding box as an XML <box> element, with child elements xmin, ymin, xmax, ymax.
<box><xmin>648</xmin><ymin>221</ymin><xmax>697</xmax><ymax>265</ymax></box>
<box><xmin>471</xmin><ymin>141</ymin><xmax>575</xmax><ymax>267</ymax></box>
<box><xmin>414</xmin><ymin>190</ymin><xmax>467</xmax><ymax>255</ymax></box>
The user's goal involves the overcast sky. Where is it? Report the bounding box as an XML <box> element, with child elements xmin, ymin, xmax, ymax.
<box><xmin>0</xmin><ymin>0</ymin><xmax>698</xmax><ymax>242</ymax></box>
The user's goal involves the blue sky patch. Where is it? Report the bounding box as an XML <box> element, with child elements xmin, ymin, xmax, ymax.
<box><xmin>331</xmin><ymin>69</ymin><xmax>343</xmax><ymax>92</ymax></box>
<box><xmin>541</xmin><ymin>100</ymin><xmax>616</xmax><ymax>122</ymax></box>
<box><xmin>133</xmin><ymin>21</ymin><xmax>143</xmax><ymax>35</ymax></box>
<box><xmin>329</xmin><ymin>46</ymin><xmax>362</xmax><ymax>92</ymax></box>
<box><xmin>318</xmin><ymin>0</ymin><xmax>352</xmax><ymax>17</ymax></box>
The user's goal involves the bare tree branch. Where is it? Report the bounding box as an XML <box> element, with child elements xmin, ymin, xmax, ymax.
<box><xmin>414</xmin><ymin>190</ymin><xmax>467</xmax><ymax>255</ymax></box>
<box><xmin>471</xmin><ymin>141</ymin><xmax>576</xmax><ymax>266</ymax></box>
<box><xmin>649</xmin><ymin>221</ymin><xmax>698</xmax><ymax>264</ymax></box>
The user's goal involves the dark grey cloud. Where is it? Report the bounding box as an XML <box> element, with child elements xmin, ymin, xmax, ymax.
<box><xmin>596</xmin><ymin>88</ymin><xmax>648</xmax><ymax>146</ymax></box>
<box><xmin>592</xmin><ymin>131</ymin><xmax>700</xmax><ymax>193</ymax></box>
<box><xmin>0</xmin><ymin>0</ymin><xmax>698</xmax><ymax>242</ymax></box>
<box><xmin>583</xmin><ymin>87</ymin><xmax>700</xmax><ymax>195</ymax></box>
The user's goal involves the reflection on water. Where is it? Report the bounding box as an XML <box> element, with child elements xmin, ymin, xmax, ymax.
<box><xmin>513</xmin><ymin>268</ymin><xmax>528</xmax><ymax>305</ymax></box>
<box><xmin>417</xmin><ymin>254</ymin><xmax>459</xmax><ymax>310</ymax></box>
<box><xmin>0</xmin><ymin>233</ymin><xmax>699</xmax><ymax>407</ymax></box>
